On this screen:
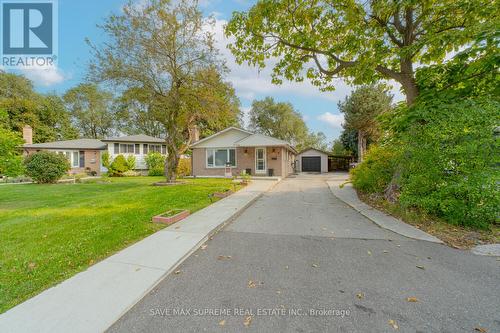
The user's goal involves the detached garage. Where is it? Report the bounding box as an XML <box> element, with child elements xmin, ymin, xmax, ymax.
<box><xmin>297</xmin><ymin>148</ymin><xmax>329</xmax><ymax>173</ymax></box>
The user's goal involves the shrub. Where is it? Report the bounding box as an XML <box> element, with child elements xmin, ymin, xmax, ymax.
<box><xmin>101</xmin><ymin>151</ymin><xmax>111</xmax><ymax>169</ymax></box>
<box><xmin>108</xmin><ymin>154</ymin><xmax>128</xmax><ymax>176</ymax></box>
<box><xmin>123</xmin><ymin>170</ymin><xmax>140</xmax><ymax>177</ymax></box>
<box><xmin>24</xmin><ymin>151</ymin><xmax>70</xmax><ymax>183</ymax></box>
<box><xmin>125</xmin><ymin>155</ymin><xmax>136</xmax><ymax>170</ymax></box>
<box><xmin>350</xmin><ymin>145</ymin><xmax>398</xmax><ymax>194</ymax></box>
<box><xmin>145</xmin><ymin>152</ymin><xmax>165</xmax><ymax>176</ymax></box>
<box><xmin>176</xmin><ymin>158</ymin><xmax>191</xmax><ymax>177</ymax></box>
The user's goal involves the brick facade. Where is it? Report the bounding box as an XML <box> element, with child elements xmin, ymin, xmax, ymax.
<box><xmin>24</xmin><ymin>148</ymin><xmax>102</xmax><ymax>176</ymax></box>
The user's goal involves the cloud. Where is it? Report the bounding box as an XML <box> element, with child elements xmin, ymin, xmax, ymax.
<box><xmin>317</xmin><ymin>112</ymin><xmax>344</xmax><ymax>129</ymax></box>
<box><xmin>21</xmin><ymin>66</ymin><xmax>66</xmax><ymax>86</ymax></box>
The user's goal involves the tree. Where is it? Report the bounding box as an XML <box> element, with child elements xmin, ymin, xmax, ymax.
<box><xmin>331</xmin><ymin>139</ymin><xmax>348</xmax><ymax>155</ymax></box>
<box><xmin>88</xmin><ymin>0</ymin><xmax>240</xmax><ymax>181</ymax></box>
<box><xmin>226</xmin><ymin>0</ymin><xmax>495</xmax><ymax>105</ymax></box>
<box><xmin>0</xmin><ymin>125</ymin><xmax>24</xmax><ymax>177</ymax></box>
<box><xmin>63</xmin><ymin>83</ymin><xmax>115</xmax><ymax>139</ymax></box>
<box><xmin>339</xmin><ymin>128</ymin><xmax>358</xmax><ymax>158</ymax></box>
<box><xmin>339</xmin><ymin>85</ymin><xmax>392</xmax><ymax>161</ymax></box>
<box><xmin>248</xmin><ymin>97</ymin><xmax>309</xmax><ymax>147</ymax></box>
<box><xmin>0</xmin><ymin>72</ymin><xmax>77</xmax><ymax>143</ymax></box>
<box><xmin>302</xmin><ymin>131</ymin><xmax>328</xmax><ymax>151</ymax></box>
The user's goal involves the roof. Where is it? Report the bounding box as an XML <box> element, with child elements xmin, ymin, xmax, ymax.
<box><xmin>101</xmin><ymin>134</ymin><xmax>164</xmax><ymax>143</ymax></box>
<box><xmin>24</xmin><ymin>139</ymin><xmax>107</xmax><ymax>150</ymax></box>
<box><xmin>235</xmin><ymin>133</ymin><xmax>290</xmax><ymax>147</ymax></box>
<box><xmin>190</xmin><ymin>127</ymin><xmax>253</xmax><ymax>147</ymax></box>
<box><xmin>298</xmin><ymin>147</ymin><xmax>332</xmax><ymax>156</ymax></box>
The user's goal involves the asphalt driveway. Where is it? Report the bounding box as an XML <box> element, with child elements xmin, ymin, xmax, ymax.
<box><xmin>108</xmin><ymin>174</ymin><xmax>500</xmax><ymax>333</ymax></box>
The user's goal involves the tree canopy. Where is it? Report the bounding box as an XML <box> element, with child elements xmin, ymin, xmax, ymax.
<box><xmin>89</xmin><ymin>0</ymin><xmax>241</xmax><ymax>181</ymax></box>
<box><xmin>226</xmin><ymin>0</ymin><xmax>496</xmax><ymax>105</ymax></box>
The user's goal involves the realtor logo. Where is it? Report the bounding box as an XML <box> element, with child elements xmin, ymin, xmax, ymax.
<box><xmin>1</xmin><ymin>0</ymin><xmax>57</xmax><ymax>68</ymax></box>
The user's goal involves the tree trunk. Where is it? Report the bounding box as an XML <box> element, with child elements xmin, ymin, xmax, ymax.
<box><xmin>400</xmin><ymin>59</ymin><xmax>419</xmax><ymax>106</ymax></box>
<box><xmin>357</xmin><ymin>130</ymin><xmax>367</xmax><ymax>163</ymax></box>
<box><xmin>164</xmin><ymin>138</ymin><xmax>179</xmax><ymax>182</ymax></box>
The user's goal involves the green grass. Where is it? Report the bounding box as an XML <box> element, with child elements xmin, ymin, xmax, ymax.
<box><xmin>0</xmin><ymin>177</ymin><xmax>239</xmax><ymax>313</ymax></box>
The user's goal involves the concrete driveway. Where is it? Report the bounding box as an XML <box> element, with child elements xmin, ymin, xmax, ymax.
<box><xmin>108</xmin><ymin>174</ymin><xmax>500</xmax><ymax>333</ymax></box>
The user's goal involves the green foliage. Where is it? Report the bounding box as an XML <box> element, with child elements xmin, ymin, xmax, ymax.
<box><xmin>108</xmin><ymin>154</ymin><xmax>129</xmax><ymax>176</ymax></box>
<box><xmin>63</xmin><ymin>83</ymin><xmax>115</xmax><ymax>139</ymax></box>
<box><xmin>24</xmin><ymin>151</ymin><xmax>70</xmax><ymax>184</ymax></box>
<box><xmin>145</xmin><ymin>152</ymin><xmax>166</xmax><ymax>176</ymax></box>
<box><xmin>125</xmin><ymin>155</ymin><xmax>136</xmax><ymax>170</ymax></box>
<box><xmin>176</xmin><ymin>158</ymin><xmax>191</xmax><ymax>177</ymax></box>
<box><xmin>331</xmin><ymin>139</ymin><xmax>349</xmax><ymax>156</ymax></box>
<box><xmin>351</xmin><ymin>145</ymin><xmax>398</xmax><ymax>193</ymax></box>
<box><xmin>101</xmin><ymin>151</ymin><xmax>111</xmax><ymax>169</ymax></box>
<box><xmin>395</xmin><ymin>97</ymin><xmax>499</xmax><ymax>229</ymax></box>
<box><xmin>0</xmin><ymin>127</ymin><xmax>24</xmax><ymax>177</ymax></box>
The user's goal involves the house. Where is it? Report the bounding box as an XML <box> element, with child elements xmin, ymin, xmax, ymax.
<box><xmin>190</xmin><ymin>127</ymin><xmax>297</xmax><ymax>177</ymax></box>
<box><xmin>22</xmin><ymin>125</ymin><xmax>167</xmax><ymax>176</ymax></box>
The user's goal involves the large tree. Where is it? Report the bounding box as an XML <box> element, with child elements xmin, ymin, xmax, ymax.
<box><xmin>63</xmin><ymin>83</ymin><xmax>115</xmax><ymax>139</ymax></box>
<box><xmin>0</xmin><ymin>72</ymin><xmax>77</xmax><ymax>142</ymax></box>
<box><xmin>225</xmin><ymin>0</ymin><xmax>495</xmax><ymax>105</ymax></box>
<box><xmin>339</xmin><ymin>85</ymin><xmax>392</xmax><ymax>162</ymax></box>
<box><xmin>248</xmin><ymin>97</ymin><xmax>309</xmax><ymax>147</ymax></box>
<box><xmin>88</xmin><ymin>0</ymin><xmax>240</xmax><ymax>181</ymax></box>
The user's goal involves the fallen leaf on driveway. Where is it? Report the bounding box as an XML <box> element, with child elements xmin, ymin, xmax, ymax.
<box><xmin>219</xmin><ymin>320</ymin><xmax>226</xmax><ymax>326</ymax></box>
<box><xmin>383</xmin><ymin>250</ymin><xmax>389</xmax><ymax>254</ymax></box>
<box><xmin>243</xmin><ymin>316</ymin><xmax>252</xmax><ymax>327</ymax></box>
<box><xmin>285</xmin><ymin>265</ymin><xmax>289</xmax><ymax>270</ymax></box>
<box><xmin>367</xmin><ymin>250</ymin><xmax>372</xmax><ymax>256</ymax></box>
<box><xmin>356</xmin><ymin>293</ymin><xmax>364</xmax><ymax>299</ymax></box>
<box><xmin>406</xmin><ymin>297</ymin><xmax>418</xmax><ymax>302</ymax></box>
<box><xmin>174</xmin><ymin>270</ymin><xmax>182</xmax><ymax>275</ymax></box>
<box><xmin>416</xmin><ymin>265</ymin><xmax>425</xmax><ymax>270</ymax></box>
<box><xmin>217</xmin><ymin>255</ymin><xmax>232</xmax><ymax>260</ymax></box>
<box><xmin>312</xmin><ymin>263</ymin><xmax>320</xmax><ymax>268</ymax></box>
<box><xmin>474</xmin><ymin>327</ymin><xmax>487</xmax><ymax>332</ymax></box>
<box><xmin>276</xmin><ymin>290</ymin><xmax>281</xmax><ymax>294</ymax></box>
<box><xmin>388</xmin><ymin>319</ymin><xmax>399</xmax><ymax>329</ymax></box>
<box><xmin>201</xmin><ymin>244</ymin><xmax>207</xmax><ymax>250</ymax></box>
<box><xmin>248</xmin><ymin>280</ymin><xmax>256</xmax><ymax>288</ymax></box>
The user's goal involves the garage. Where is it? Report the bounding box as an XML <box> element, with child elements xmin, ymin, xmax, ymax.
<box><xmin>301</xmin><ymin>156</ymin><xmax>321</xmax><ymax>172</ymax></box>
<box><xmin>297</xmin><ymin>148</ymin><xmax>329</xmax><ymax>173</ymax></box>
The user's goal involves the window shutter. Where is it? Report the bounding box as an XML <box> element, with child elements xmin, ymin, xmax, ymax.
<box><xmin>79</xmin><ymin>151</ymin><xmax>85</xmax><ymax>167</ymax></box>
<box><xmin>114</xmin><ymin>143</ymin><xmax>119</xmax><ymax>154</ymax></box>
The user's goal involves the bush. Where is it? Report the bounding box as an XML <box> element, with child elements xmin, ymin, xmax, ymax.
<box><xmin>101</xmin><ymin>151</ymin><xmax>111</xmax><ymax>169</ymax></box>
<box><xmin>108</xmin><ymin>154</ymin><xmax>128</xmax><ymax>176</ymax></box>
<box><xmin>126</xmin><ymin>155</ymin><xmax>136</xmax><ymax>170</ymax></box>
<box><xmin>123</xmin><ymin>170</ymin><xmax>140</xmax><ymax>177</ymax></box>
<box><xmin>145</xmin><ymin>152</ymin><xmax>165</xmax><ymax>176</ymax></box>
<box><xmin>176</xmin><ymin>158</ymin><xmax>191</xmax><ymax>177</ymax></box>
<box><xmin>350</xmin><ymin>145</ymin><xmax>398</xmax><ymax>194</ymax></box>
<box><xmin>24</xmin><ymin>151</ymin><xmax>70</xmax><ymax>183</ymax></box>
<box><xmin>396</xmin><ymin>97</ymin><xmax>499</xmax><ymax>229</ymax></box>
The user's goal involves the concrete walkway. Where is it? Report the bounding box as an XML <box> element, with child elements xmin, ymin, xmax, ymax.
<box><xmin>327</xmin><ymin>173</ymin><xmax>443</xmax><ymax>243</ymax></box>
<box><xmin>0</xmin><ymin>179</ymin><xmax>277</xmax><ymax>333</ymax></box>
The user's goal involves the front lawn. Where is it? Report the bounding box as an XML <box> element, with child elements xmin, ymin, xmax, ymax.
<box><xmin>0</xmin><ymin>177</ymin><xmax>238</xmax><ymax>313</ymax></box>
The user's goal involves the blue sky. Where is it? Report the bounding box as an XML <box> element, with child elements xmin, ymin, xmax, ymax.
<box><xmin>8</xmin><ymin>0</ymin><xmax>403</xmax><ymax>141</ymax></box>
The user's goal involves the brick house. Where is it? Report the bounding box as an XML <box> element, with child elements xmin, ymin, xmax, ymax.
<box><xmin>190</xmin><ymin>127</ymin><xmax>297</xmax><ymax>177</ymax></box>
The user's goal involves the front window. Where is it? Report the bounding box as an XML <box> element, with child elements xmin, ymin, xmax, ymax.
<box><xmin>56</xmin><ymin>151</ymin><xmax>79</xmax><ymax>167</ymax></box>
<box><xmin>119</xmin><ymin>144</ymin><xmax>135</xmax><ymax>154</ymax></box>
<box><xmin>207</xmin><ymin>148</ymin><xmax>236</xmax><ymax>167</ymax></box>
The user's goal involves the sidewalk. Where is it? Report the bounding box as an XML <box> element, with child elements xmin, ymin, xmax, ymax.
<box><xmin>0</xmin><ymin>180</ymin><xmax>278</xmax><ymax>333</ymax></box>
<box><xmin>327</xmin><ymin>174</ymin><xmax>443</xmax><ymax>244</ymax></box>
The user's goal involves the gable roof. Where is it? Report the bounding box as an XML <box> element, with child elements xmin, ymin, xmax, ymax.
<box><xmin>24</xmin><ymin>139</ymin><xmax>107</xmax><ymax>150</ymax></box>
<box><xmin>298</xmin><ymin>147</ymin><xmax>332</xmax><ymax>156</ymax></box>
<box><xmin>101</xmin><ymin>134</ymin><xmax>164</xmax><ymax>143</ymax></box>
<box><xmin>190</xmin><ymin>127</ymin><xmax>253</xmax><ymax>147</ymax></box>
<box><xmin>235</xmin><ymin>133</ymin><xmax>290</xmax><ymax>147</ymax></box>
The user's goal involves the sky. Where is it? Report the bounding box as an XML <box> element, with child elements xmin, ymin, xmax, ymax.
<box><xmin>8</xmin><ymin>0</ymin><xmax>404</xmax><ymax>142</ymax></box>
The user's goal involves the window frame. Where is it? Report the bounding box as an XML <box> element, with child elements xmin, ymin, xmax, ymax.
<box><xmin>206</xmin><ymin>148</ymin><xmax>236</xmax><ymax>168</ymax></box>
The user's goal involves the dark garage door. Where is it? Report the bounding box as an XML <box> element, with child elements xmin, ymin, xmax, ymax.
<box><xmin>301</xmin><ymin>156</ymin><xmax>321</xmax><ymax>172</ymax></box>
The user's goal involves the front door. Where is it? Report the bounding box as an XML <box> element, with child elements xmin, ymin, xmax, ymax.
<box><xmin>255</xmin><ymin>148</ymin><xmax>266</xmax><ymax>174</ymax></box>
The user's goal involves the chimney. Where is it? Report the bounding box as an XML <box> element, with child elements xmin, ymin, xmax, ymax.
<box><xmin>190</xmin><ymin>125</ymin><xmax>200</xmax><ymax>143</ymax></box>
<box><xmin>23</xmin><ymin>125</ymin><xmax>33</xmax><ymax>144</ymax></box>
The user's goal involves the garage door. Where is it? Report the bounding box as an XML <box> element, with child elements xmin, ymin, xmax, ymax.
<box><xmin>301</xmin><ymin>156</ymin><xmax>321</xmax><ymax>172</ymax></box>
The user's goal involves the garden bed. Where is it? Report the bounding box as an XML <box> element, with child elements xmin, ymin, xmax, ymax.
<box><xmin>152</xmin><ymin>209</ymin><xmax>190</xmax><ymax>225</ymax></box>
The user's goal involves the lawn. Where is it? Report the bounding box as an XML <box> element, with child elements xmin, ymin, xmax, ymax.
<box><xmin>0</xmin><ymin>177</ymin><xmax>239</xmax><ymax>313</ymax></box>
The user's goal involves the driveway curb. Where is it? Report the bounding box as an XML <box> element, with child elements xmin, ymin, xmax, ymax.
<box><xmin>327</xmin><ymin>178</ymin><xmax>443</xmax><ymax>244</ymax></box>
<box><xmin>0</xmin><ymin>179</ymin><xmax>279</xmax><ymax>333</ymax></box>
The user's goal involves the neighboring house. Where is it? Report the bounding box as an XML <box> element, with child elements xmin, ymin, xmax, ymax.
<box><xmin>22</xmin><ymin>126</ymin><xmax>167</xmax><ymax>175</ymax></box>
<box><xmin>297</xmin><ymin>148</ymin><xmax>330</xmax><ymax>173</ymax></box>
<box><xmin>101</xmin><ymin>135</ymin><xmax>166</xmax><ymax>170</ymax></box>
<box><xmin>190</xmin><ymin>127</ymin><xmax>297</xmax><ymax>177</ymax></box>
